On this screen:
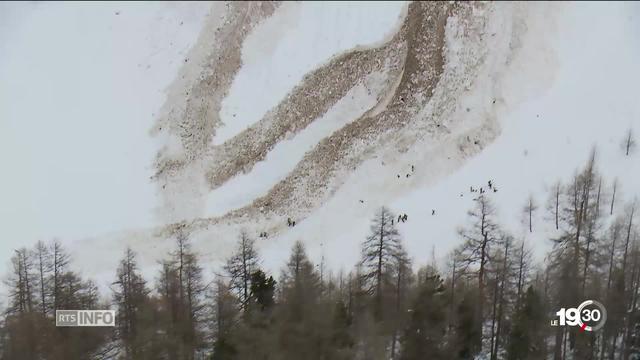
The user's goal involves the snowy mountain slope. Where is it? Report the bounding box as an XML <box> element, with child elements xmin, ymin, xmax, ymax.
<box><xmin>142</xmin><ymin>1</ymin><xmax>509</xmax><ymax>271</ymax></box>
<box><xmin>149</xmin><ymin>1</ymin><xmax>640</xmax><ymax>276</ymax></box>
<box><xmin>3</xmin><ymin>1</ymin><xmax>640</xmax><ymax>294</ymax></box>
<box><xmin>156</xmin><ymin>1</ymin><xmax>452</xmax><ymax>226</ymax></box>
<box><xmin>0</xmin><ymin>2</ymin><xmax>210</xmax><ymax>285</ymax></box>
<box><xmin>152</xmin><ymin>1</ymin><xmax>409</xmax><ymax>224</ymax></box>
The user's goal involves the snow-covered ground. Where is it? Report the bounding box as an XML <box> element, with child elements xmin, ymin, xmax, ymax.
<box><xmin>2</xmin><ymin>1</ymin><xmax>640</xmax><ymax>295</ymax></box>
<box><xmin>392</xmin><ymin>1</ymin><xmax>640</xmax><ymax>264</ymax></box>
<box><xmin>255</xmin><ymin>2</ymin><xmax>640</xmax><ymax>272</ymax></box>
<box><xmin>0</xmin><ymin>2</ymin><xmax>210</xmax><ymax>274</ymax></box>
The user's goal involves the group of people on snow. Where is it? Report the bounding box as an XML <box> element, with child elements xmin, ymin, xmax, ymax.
<box><xmin>469</xmin><ymin>179</ymin><xmax>498</xmax><ymax>195</ymax></box>
<box><xmin>396</xmin><ymin>213</ymin><xmax>408</xmax><ymax>223</ymax></box>
<box><xmin>397</xmin><ymin>164</ymin><xmax>416</xmax><ymax>179</ymax></box>
<box><xmin>258</xmin><ymin>217</ymin><xmax>295</xmax><ymax>240</ymax></box>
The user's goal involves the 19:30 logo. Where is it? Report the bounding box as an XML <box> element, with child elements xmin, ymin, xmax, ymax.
<box><xmin>552</xmin><ymin>300</ymin><xmax>607</xmax><ymax>332</ymax></box>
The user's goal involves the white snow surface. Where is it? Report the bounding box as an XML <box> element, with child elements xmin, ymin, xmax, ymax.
<box><xmin>2</xmin><ymin>2</ymin><xmax>640</xmax><ymax>295</ymax></box>
<box><xmin>212</xmin><ymin>1</ymin><xmax>408</xmax><ymax>145</ymax></box>
<box><xmin>0</xmin><ymin>2</ymin><xmax>210</xmax><ymax>278</ymax></box>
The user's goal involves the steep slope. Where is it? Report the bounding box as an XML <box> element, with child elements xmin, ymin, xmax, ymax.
<box><xmin>154</xmin><ymin>1</ymin><xmax>481</xmax><ymax>228</ymax></box>
<box><xmin>101</xmin><ymin>1</ymin><xmax>513</xmax><ymax>276</ymax></box>
<box><xmin>0</xmin><ymin>2</ymin><xmax>210</xmax><ymax>284</ymax></box>
<box><xmin>56</xmin><ymin>2</ymin><xmax>640</xmax><ymax>288</ymax></box>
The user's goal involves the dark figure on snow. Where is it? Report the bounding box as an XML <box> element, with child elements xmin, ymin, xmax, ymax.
<box><xmin>488</xmin><ymin>180</ymin><xmax>493</xmax><ymax>189</ymax></box>
<box><xmin>493</xmin><ymin>187</ymin><xmax>498</xmax><ymax>193</ymax></box>
<box><xmin>411</xmin><ymin>165</ymin><xmax>415</xmax><ymax>172</ymax></box>
<box><xmin>403</xmin><ymin>214</ymin><xmax>408</xmax><ymax>222</ymax></box>
<box><xmin>398</xmin><ymin>214</ymin><xmax>403</xmax><ymax>223</ymax></box>
<box><xmin>432</xmin><ymin>209</ymin><xmax>435</xmax><ymax>215</ymax></box>
<box><xmin>287</xmin><ymin>217</ymin><xmax>293</xmax><ymax>227</ymax></box>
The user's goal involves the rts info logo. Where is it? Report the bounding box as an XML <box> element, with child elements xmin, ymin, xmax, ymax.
<box><xmin>56</xmin><ymin>310</ymin><xmax>116</xmax><ymax>327</ymax></box>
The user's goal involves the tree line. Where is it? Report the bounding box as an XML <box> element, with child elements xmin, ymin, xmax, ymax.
<box><xmin>2</xmin><ymin>149</ymin><xmax>640</xmax><ymax>359</ymax></box>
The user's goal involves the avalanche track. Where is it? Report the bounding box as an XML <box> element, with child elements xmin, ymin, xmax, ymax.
<box><xmin>153</xmin><ymin>1</ymin><xmax>500</xmax><ymax>235</ymax></box>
